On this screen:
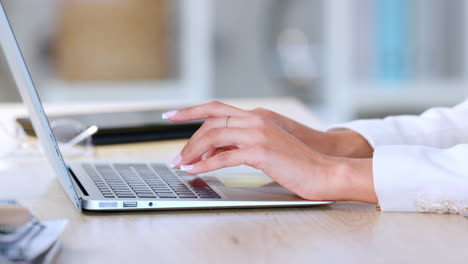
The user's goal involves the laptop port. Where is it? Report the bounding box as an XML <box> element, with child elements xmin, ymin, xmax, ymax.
<box><xmin>99</xmin><ymin>202</ymin><xmax>117</xmax><ymax>208</ymax></box>
<box><xmin>123</xmin><ymin>202</ymin><xmax>137</xmax><ymax>208</ymax></box>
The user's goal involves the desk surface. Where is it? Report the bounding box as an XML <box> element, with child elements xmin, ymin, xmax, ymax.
<box><xmin>1</xmin><ymin>97</ymin><xmax>467</xmax><ymax>264</ymax></box>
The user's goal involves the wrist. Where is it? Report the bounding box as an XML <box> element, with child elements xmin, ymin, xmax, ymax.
<box><xmin>334</xmin><ymin>157</ymin><xmax>378</xmax><ymax>204</ymax></box>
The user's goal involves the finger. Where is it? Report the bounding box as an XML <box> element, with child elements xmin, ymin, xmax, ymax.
<box><xmin>182</xmin><ymin>115</ymin><xmax>263</xmax><ymax>152</ymax></box>
<box><xmin>213</xmin><ymin>146</ymin><xmax>238</xmax><ymax>156</ymax></box>
<box><xmin>180</xmin><ymin>147</ymin><xmax>265</xmax><ymax>174</ymax></box>
<box><xmin>182</xmin><ymin>118</ymin><xmax>232</xmax><ymax>155</ymax></box>
<box><xmin>203</xmin><ymin>146</ymin><xmax>238</xmax><ymax>160</ymax></box>
<box><xmin>164</xmin><ymin>101</ymin><xmax>250</xmax><ymax>122</ymax></box>
<box><xmin>172</xmin><ymin>116</ymin><xmax>266</xmax><ymax>168</ymax></box>
<box><xmin>200</xmin><ymin>148</ymin><xmax>218</xmax><ymax>161</ymax></box>
<box><xmin>179</xmin><ymin>127</ymin><xmax>260</xmax><ymax>166</ymax></box>
<box><xmin>200</xmin><ymin>148</ymin><xmax>219</xmax><ymax>161</ymax></box>
<box><xmin>201</xmin><ymin>147</ymin><xmax>228</xmax><ymax>161</ymax></box>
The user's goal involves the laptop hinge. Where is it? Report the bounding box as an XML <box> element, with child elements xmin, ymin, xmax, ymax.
<box><xmin>67</xmin><ymin>167</ymin><xmax>89</xmax><ymax>196</ymax></box>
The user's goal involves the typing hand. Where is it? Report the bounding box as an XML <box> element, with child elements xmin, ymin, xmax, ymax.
<box><xmin>163</xmin><ymin>101</ymin><xmax>378</xmax><ymax>203</ymax></box>
<box><xmin>164</xmin><ymin>101</ymin><xmax>373</xmax><ymax>159</ymax></box>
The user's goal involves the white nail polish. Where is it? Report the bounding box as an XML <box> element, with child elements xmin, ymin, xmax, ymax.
<box><xmin>162</xmin><ymin>110</ymin><xmax>178</xmax><ymax>119</ymax></box>
<box><xmin>180</xmin><ymin>165</ymin><xmax>194</xmax><ymax>171</ymax></box>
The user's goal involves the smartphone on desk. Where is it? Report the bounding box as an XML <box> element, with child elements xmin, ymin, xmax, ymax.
<box><xmin>16</xmin><ymin>109</ymin><xmax>203</xmax><ymax>145</ymax></box>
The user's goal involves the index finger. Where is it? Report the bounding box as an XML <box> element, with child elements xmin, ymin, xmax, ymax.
<box><xmin>162</xmin><ymin>101</ymin><xmax>251</xmax><ymax>122</ymax></box>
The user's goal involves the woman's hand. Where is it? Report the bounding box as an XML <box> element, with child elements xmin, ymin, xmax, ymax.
<box><xmin>163</xmin><ymin>101</ymin><xmax>378</xmax><ymax>203</ymax></box>
<box><xmin>164</xmin><ymin>101</ymin><xmax>374</xmax><ymax>158</ymax></box>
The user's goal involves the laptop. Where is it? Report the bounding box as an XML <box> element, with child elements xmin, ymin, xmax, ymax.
<box><xmin>0</xmin><ymin>2</ymin><xmax>332</xmax><ymax>211</ymax></box>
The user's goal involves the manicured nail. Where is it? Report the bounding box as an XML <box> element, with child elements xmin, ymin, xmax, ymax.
<box><xmin>201</xmin><ymin>152</ymin><xmax>208</xmax><ymax>161</ymax></box>
<box><xmin>172</xmin><ymin>153</ymin><xmax>182</xmax><ymax>167</ymax></box>
<box><xmin>162</xmin><ymin>110</ymin><xmax>178</xmax><ymax>119</ymax></box>
<box><xmin>180</xmin><ymin>165</ymin><xmax>194</xmax><ymax>171</ymax></box>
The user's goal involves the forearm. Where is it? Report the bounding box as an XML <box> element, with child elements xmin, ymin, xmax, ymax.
<box><xmin>297</xmin><ymin>128</ymin><xmax>374</xmax><ymax>159</ymax></box>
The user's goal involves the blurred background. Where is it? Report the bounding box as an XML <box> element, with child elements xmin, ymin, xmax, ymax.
<box><xmin>0</xmin><ymin>0</ymin><xmax>467</xmax><ymax>123</ymax></box>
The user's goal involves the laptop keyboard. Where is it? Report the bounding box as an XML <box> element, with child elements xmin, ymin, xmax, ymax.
<box><xmin>82</xmin><ymin>163</ymin><xmax>221</xmax><ymax>199</ymax></box>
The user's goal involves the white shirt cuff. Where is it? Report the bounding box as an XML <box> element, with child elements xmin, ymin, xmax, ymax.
<box><xmin>373</xmin><ymin>145</ymin><xmax>468</xmax><ymax>212</ymax></box>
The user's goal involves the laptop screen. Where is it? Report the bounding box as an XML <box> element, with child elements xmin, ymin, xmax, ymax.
<box><xmin>0</xmin><ymin>1</ymin><xmax>81</xmax><ymax>210</ymax></box>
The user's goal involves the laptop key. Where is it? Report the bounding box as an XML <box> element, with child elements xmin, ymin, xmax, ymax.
<box><xmin>138</xmin><ymin>195</ymin><xmax>157</xmax><ymax>198</ymax></box>
<box><xmin>157</xmin><ymin>194</ymin><xmax>177</xmax><ymax>198</ymax></box>
<box><xmin>115</xmin><ymin>192</ymin><xmax>134</xmax><ymax>196</ymax></box>
<box><xmin>152</xmin><ymin>188</ymin><xmax>172</xmax><ymax>192</ymax></box>
<box><xmin>178</xmin><ymin>195</ymin><xmax>198</xmax><ymax>199</ymax></box>
<box><xmin>114</xmin><ymin>189</ymin><xmax>132</xmax><ymax>193</ymax></box>
<box><xmin>173</xmin><ymin>188</ymin><xmax>191</xmax><ymax>192</ymax></box>
<box><xmin>135</xmin><ymin>189</ymin><xmax>152</xmax><ymax>192</ymax></box>
<box><xmin>113</xmin><ymin>189</ymin><xmax>132</xmax><ymax>193</ymax></box>
<box><xmin>117</xmin><ymin>195</ymin><xmax>136</xmax><ymax>198</ymax></box>
<box><xmin>156</xmin><ymin>193</ymin><xmax>175</xmax><ymax>196</ymax></box>
<box><xmin>136</xmin><ymin>192</ymin><xmax>155</xmax><ymax>196</ymax></box>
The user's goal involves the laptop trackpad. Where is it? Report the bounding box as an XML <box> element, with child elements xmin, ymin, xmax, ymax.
<box><xmin>199</xmin><ymin>167</ymin><xmax>298</xmax><ymax>198</ymax></box>
<box><xmin>201</xmin><ymin>165</ymin><xmax>274</xmax><ymax>188</ymax></box>
<box><xmin>215</xmin><ymin>173</ymin><xmax>274</xmax><ymax>188</ymax></box>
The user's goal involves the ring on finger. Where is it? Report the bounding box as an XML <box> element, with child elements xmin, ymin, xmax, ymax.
<box><xmin>225</xmin><ymin>116</ymin><xmax>231</xmax><ymax>128</ymax></box>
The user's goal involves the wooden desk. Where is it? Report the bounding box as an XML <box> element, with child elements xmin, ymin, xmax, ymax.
<box><xmin>1</xmin><ymin>98</ymin><xmax>467</xmax><ymax>264</ymax></box>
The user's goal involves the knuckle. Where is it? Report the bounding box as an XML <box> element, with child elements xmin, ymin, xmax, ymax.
<box><xmin>209</xmin><ymin>100</ymin><xmax>223</xmax><ymax>107</ymax></box>
<box><xmin>206</xmin><ymin>128</ymin><xmax>220</xmax><ymax>138</ymax></box>
<box><xmin>252</xmin><ymin>107</ymin><xmax>273</xmax><ymax>118</ymax></box>
<box><xmin>252</xmin><ymin>107</ymin><xmax>268</xmax><ymax>115</ymax></box>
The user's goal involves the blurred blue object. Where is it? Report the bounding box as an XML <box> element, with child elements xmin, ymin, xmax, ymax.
<box><xmin>376</xmin><ymin>0</ymin><xmax>409</xmax><ymax>83</ymax></box>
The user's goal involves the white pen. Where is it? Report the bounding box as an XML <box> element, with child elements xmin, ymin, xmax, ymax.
<box><xmin>62</xmin><ymin>125</ymin><xmax>98</xmax><ymax>148</ymax></box>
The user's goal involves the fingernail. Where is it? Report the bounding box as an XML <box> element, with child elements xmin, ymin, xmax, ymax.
<box><xmin>162</xmin><ymin>110</ymin><xmax>178</xmax><ymax>119</ymax></box>
<box><xmin>201</xmin><ymin>152</ymin><xmax>208</xmax><ymax>161</ymax></box>
<box><xmin>180</xmin><ymin>165</ymin><xmax>194</xmax><ymax>171</ymax></box>
<box><xmin>172</xmin><ymin>153</ymin><xmax>182</xmax><ymax>167</ymax></box>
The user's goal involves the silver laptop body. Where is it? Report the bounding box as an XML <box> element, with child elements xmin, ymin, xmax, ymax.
<box><xmin>0</xmin><ymin>2</ymin><xmax>332</xmax><ymax>211</ymax></box>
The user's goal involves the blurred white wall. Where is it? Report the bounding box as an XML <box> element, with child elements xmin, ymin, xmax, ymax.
<box><xmin>213</xmin><ymin>0</ymin><xmax>323</xmax><ymax>102</ymax></box>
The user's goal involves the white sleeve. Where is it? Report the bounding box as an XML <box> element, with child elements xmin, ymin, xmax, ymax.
<box><xmin>328</xmin><ymin>99</ymin><xmax>468</xmax><ymax>148</ymax></box>
<box><xmin>373</xmin><ymin>145</ymin><xmax>468</xmax><ymax>214</ymax></box>
<box><xmin>328</xmin><ymin>99</ymin><xmax>468</xmax><ymax>214</ymax></box>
